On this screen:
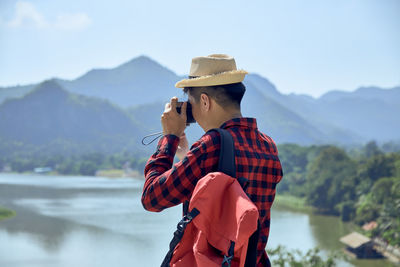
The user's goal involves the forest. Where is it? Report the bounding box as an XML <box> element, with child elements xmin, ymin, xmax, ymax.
<box><xmin>277</xmin><ymin>141</ymin><xmax>400</xmax><ymax>247</ymax></box>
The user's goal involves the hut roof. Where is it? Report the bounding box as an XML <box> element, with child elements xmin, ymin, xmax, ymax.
<box><xmin>362</xmin><ymin>221</ymin><xmax>378</xmax><ymax>231</ymax></box>
<box><xmin>340</xmin><ymin>232</ymin><xmax>371</xmax><ymax>249</ymax></box>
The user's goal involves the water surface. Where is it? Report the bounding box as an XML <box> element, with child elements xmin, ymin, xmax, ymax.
<box><xmin>0</xmin><ymin>173</ymin><xmax>394</xmax><ymax>267</ymax></box>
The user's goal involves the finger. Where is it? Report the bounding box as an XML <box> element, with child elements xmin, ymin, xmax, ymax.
<box><xmin>170</xmin><ymin>97</ymin><xmax>178</xmax><ymax>112</ymax></box>
<box><xmin>180</xmin><ymin>101</ymin><xmax>187</xmax><ymax>119</ymax></box>
<box><xmin>164</xmin><ymin>102</ymin><xmax>171</xmax><ymax>112</ymax></box>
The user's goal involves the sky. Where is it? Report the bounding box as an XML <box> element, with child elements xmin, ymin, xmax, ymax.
<box><xmin>0</xmin><ymin>0</ymin><xmax>399</xmax><ymax>97</ymax></box>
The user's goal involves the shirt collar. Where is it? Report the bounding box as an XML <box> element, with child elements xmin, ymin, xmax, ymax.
<box><xmin>219</xmin><ymin>117</ymin><xmax>258</xmax><ymax>130</ymax></box>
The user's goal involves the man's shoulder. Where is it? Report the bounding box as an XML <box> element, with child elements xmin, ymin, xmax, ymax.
<box><xmin>190</xmin><ymin>129</ymin><xmax>222</xmax><ymax>152</ymax></box>
<box><xmin>257</xmin><ymin>130</ymin><xmax>279</xmax><ymax>155</ymax></box>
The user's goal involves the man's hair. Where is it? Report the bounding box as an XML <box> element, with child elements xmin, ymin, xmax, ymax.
<box><xmin>183</xmin><ymin>82</ymin><xmax>246</xmax><ymax>110</ymax></box>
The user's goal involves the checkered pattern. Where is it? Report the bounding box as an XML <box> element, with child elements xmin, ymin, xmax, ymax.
<box><xmin>142</xmin><ymin>117</ymin><xmax>283</xmax><ymax>266</ymax></box>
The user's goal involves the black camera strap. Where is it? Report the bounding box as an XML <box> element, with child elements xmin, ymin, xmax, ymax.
<box><xmin>141</xmin><ymin>131</ymin><xmax>164</xmax><ymax>146</ymax></box>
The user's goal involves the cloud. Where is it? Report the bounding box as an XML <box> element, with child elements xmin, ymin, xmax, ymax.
<box><xmin>7</xmin><ymin>1</ymin><xmax>46</xmax><ymax>28</ymax></box>
<box><xmin>6</xmin><ymin>1</ymin><xmax>91</xmax><ymax>31</ymax></box>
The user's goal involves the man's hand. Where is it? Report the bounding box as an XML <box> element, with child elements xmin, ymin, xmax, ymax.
<box><xmin>161</xmin><ymin>97</ymin><xmax>187</xmax><ymax>137</ymax></box>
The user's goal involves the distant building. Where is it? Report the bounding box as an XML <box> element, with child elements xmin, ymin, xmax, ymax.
<box><xmin>362</xmin><ymin>221</ymin><xmax>378</xmax><ymax>231</ymax></box>
<box><xmin>340</xmin><ymin>232</ymin><xmax>383</xmax><ymax>259</ymax></box>
<box><xmin>2</xmin><ymin>165</ymin><xmax>12</xmax><ymax>172</ymax></box>
<box><xmin>34</xmin><ymin>167</ymin><xmax>53</xmax><ymax>173</ymax></box>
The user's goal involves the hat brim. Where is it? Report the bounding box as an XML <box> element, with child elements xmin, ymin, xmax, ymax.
<box><xmin>175</xmin><ymin>70</ymin><xmax>248</xmax><ymax>88</ymax></box>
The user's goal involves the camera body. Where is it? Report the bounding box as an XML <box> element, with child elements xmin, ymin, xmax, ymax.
<box><xmin>176</xmin><ymin>101</ymin><xmax>195</xmax><ymax>124</ymax></box>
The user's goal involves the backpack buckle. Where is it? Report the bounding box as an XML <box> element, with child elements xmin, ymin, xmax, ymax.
<box><xmin>177</xmin><ymin>215</ymin><xmax>191</xmax><ymax>232</ymax></box>
<box><xmin>221</xmin><ymin>240</ymin><xmax>235</xmax><ymax>267</ymax></box>
<box><xmin>222</xmin><ymin>255</ymin><xmax>233</xmax><ymax>266</ymax></box>
<box><xmin>176</xmin><ymin>208</ymin><xmax>200</xmax><ymax>232</ymax></box>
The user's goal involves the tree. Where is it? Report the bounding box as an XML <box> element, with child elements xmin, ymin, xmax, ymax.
<box><xmin>371</xmin><ymin>177</ymin><xmax>395</xmax><ymax>204</ymax></box>
<box><xmin>363</xmin><ymin>141</ymin><xmax>382</xmax><ymax>158</ymax></box>
<box><xmin>79</xmin><ymin>161</ymin><xmax>97</xmax><ymax>176</ymax></box>
<box><xmin>306</xmin><ymin>146</ymin><xmax>356</xmax><ymax>214</ymax></box>
<box><xmin>267</xmin><ymin>245</ymin><xmax>339</xmax><ymax>267</ymax></box>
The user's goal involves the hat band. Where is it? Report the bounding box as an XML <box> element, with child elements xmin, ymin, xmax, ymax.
<box><xmin>189</xmin><ymin>76</ymin><xmax>199</xmax><ymax>79</ymax></box>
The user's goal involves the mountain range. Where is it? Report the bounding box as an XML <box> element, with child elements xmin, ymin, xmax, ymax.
<box><xmin>0</xmin><ymin>55</ymin><xmax>399</xmax><ymax>156</ymax></box>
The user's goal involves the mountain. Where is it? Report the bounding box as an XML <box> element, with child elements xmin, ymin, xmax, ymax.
<box><xmin>1</xmin><ymin>55</ymin><xmax>399</xmax><ymax>146</ymax></box>
<box><xmin>320</xmin><ymin>86</ymin><xmax>400</xmax><ymax>105</ymax></box>
<box><xmin>242</xmin><ymin>79</ymin><xmax>327</xmax><ymax>144</ymax></box>
<box><xmin>0</xmin><ymin>84</ymin><xmax>35</xmax><ymax>105</ymax></box>
<box><xmin>0</xmin><ymin>56</ymin><xmax>181</xmax><ymax>108</ymax></box>
<box><xmin>276</xmin><ymin>84</ymin><xmax>400</xmax><ymax>142</ymax></box>
<box><xmin>244</xmin><ymin>75</ymin><xmax>362</xmax><ymax>144</ymax></box>
<box><xmin>0</xmin><ymin>80</ymin><xmax>147</xmax><ymax>156</ymax></box>
<box><xmin>315</xmin><ymin>87</ymin><xmax>400</xmax><ymax>141</ymax></box>
<box><xmin>56</xmin><ymin>55</ymin><xmax>182</xmax><ymax>107</ymax></box>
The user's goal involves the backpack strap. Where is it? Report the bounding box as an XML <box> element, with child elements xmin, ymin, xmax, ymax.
<box><xmin>183</xmin><ymin>129</ymin><xmax>235</xmax><ymax>217</ymax></box>
<box><xmin>244</xmin><ymin>221</ymin><xmax>260</xmax><ymax>267</ymax></box>
<box><xmin>161</xmin><ymin>208</ymin><xmax>200</xmax><ymax>267</ymax></box>
<box><xmin>216</xmin><ymin>128</ymin><xmax>259</xmax><ymax>267</ymax></box>
<box><xmin>214</xmin><ymin>128</ymin><xmax>236</xmax><ymax>177</ymax></box>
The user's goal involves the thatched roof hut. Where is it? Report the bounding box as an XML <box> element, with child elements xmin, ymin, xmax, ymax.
<box><xmin>340</xmin><ymin>232</ymin><xmax>383</xmax><ymax>259</ymax></box>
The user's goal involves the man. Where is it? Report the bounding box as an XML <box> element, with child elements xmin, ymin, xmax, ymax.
<box><xmin>141</xmin><ymin>54</ymin><xmax>283</xmax><ymax>266</ymax></box>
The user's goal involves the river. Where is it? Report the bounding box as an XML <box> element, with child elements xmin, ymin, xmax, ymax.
<box><xmin>0</xmin><ymin>173</ymin><xmax>394</xmax><ymax>267</ymax></box>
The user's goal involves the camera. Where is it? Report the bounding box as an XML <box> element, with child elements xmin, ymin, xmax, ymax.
<box><xmin>176</xmin><ymin>101</ymin><xmax>195</xmax><ymax>124</ymax></box>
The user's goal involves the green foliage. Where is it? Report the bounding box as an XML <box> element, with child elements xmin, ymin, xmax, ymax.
<box><xmin>277</xmin><ymin>142</ymin><xmax>400</xmax><ymax>246</ymax></box>
<box><xmin>276</xmin><ymin>144</ymin><xmax>322</xmax><ymax>197</ymax></box>
<box><xmin>371</xmin><ymin>177</ymin><xmax>396</xmax><ymax>204</ymax></box>
<box><xmin>338</xmin><ymin>200</ymin><xmax>356</xmax><ymax>222</ymax></box>
<box><xmin>267</xmin><ymin>245</ymin><xmax>339</xmax><ymax>267</ymax></box>
<box><xmin>368</xmin><ymin>154</ymin><xmax>395</xmax><ymax>180</ymax></box>
<box><xmin>1</xmin><ymin>151</ymin><xmax>148</xmax><ymax>177</ymax></box>
<box><xmin>362</xmin><ymin>141</ymin><xmax>383</xmax><ymax>158</ymax></box>
<box><xmin>0</xmin><ymin>206</ymin><xmax>16</xmax><ymax>221</ymax></box>
<box><xmin>79</xmin><ymin>161</ymin><xmax>98</xmax><ymax>176</ymax></box>
<box><xmin>306</xmin><ymin>146</ymin><xmax>356</xmax><ymax>214</ymax></box>
<box><xmin>354</xmin><ymin>195</ymin><xmax>380</xmax><ymax>225</ymax></box>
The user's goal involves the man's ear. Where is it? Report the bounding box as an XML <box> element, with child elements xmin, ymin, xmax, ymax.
<box><xmin>200</xmin><ymin>93</ymin><xmax>211</xmax><ymax>111</ymax></box>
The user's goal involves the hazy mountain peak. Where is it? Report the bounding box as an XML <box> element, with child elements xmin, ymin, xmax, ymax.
<box><xmin>319</xmin><ymin>85</ymin><xmax>400</xmax><ymax>103</ymax></box>
<box><xmin>117</xmin><ymin>55</ymin><xmax>173</xmax><ymax>73</ymax></box>
<box><xmin>26</xmin><ymin>79</ymin><xmax>69</xmax><ymax>99</ymax></box>
<box><xmin>124</xmin><ymin>55</ymin><xmax>158</xmax><ymax>65</ymax></box>
<box><xmin>245</xmin><ymin>73</ymin><xmax>281</xmax><ymax>98</ymax></box>
<box><xmin>288</xmin><ymin>93</ymin><xmax>316</xmax><ymax>101</ymax></box>
<box><xmin>355</xmin><ymin>86</ymin><xmax>381</xmax><ymax>94</ymax></box>
<box><xmin>319</xmin><ymin>90</ymin><xmax>344</xmax><ymax>100</ymax></box>
<box><xmin>354</xmin><ymin>85</ymin><xmax>400</xmax><ymax>94</ymax></box>
<box><xmin>75</xmin><ymin>54</ymin><xmax>177</xmax><ymax>84</ymax></box>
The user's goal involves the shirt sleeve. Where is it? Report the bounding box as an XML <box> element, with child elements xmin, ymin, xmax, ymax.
<box><xmin>141</xmin><ymin>131</ymin><xmax>220</xmax><ymax>212</ymax></box>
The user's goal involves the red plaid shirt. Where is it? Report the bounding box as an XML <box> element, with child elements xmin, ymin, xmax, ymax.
<box><xmin>142</xmin><ymin>117</ymin><xmax>283</xmax><ymax>266</ymax></box>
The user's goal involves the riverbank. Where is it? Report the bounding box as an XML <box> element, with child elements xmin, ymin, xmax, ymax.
<box><xmin>273</xmin><ymin>194</ymin><xmax>313</xmax><ymax>213</ymax></box>
<box><xmin>0</xmin><ymin>206</ymin><xmax>15</xmax><ymax>221</ymax></box>
<box><xmin>0</xmin><ymin>169</ymin><xmax>144</xmax><ymax>179</ymax></box>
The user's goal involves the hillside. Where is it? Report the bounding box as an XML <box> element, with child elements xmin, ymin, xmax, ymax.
<box><xmin>0</xmin><ymin>80</ymin><xmax>146</xmax><ymax>156</ymax></box>
<box><xmin>57</xmin><ymin>55</ymin><xmax>181</xmax><ymax>107</ymax></box>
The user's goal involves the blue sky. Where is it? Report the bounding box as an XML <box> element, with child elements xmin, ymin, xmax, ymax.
<box><xmin>0</xmin><ymin>0</ymin><xmax>399</xmax><ymax>97</ymax></box>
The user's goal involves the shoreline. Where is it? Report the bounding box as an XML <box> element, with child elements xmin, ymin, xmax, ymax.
<box><xmin>273</xmin><ymin>194</ymin><xmax>313</xmax><ymax>213</ymax></box>
<box><xmin>0</xmin><ymin>170</ymin><xmax>144</xmax><ymax>179</ymax></box>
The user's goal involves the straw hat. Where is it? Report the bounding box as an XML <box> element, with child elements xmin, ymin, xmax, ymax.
<box><xmin>175</xmin><ymin>54</ymin><xmax>248</xmax><ymax>88</ymax></box>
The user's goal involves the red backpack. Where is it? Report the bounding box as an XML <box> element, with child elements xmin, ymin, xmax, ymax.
<box><xmin>161</xmin><ymin>129</ymin><xmax>260</xmax><ymax>267</ymax></box>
